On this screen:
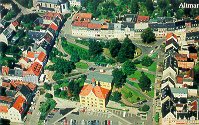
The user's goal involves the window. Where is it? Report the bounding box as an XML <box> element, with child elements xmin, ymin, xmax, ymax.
<box><xmin>63</xmin><ymin>5</ymin><xmax>65</xmax><ymax>9</ymax></box>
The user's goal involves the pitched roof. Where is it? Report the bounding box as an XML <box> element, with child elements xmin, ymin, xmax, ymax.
<box><xmin>43</xmin><ymin>12</ymin><xmax>62</xmax><ymax>20</ymax></box>
<box><xmin>137</xmin><ymin>15</ymin><xmax>150</xmax><ymax>23</ymax></box>
<box><xmin>189</xmin><ymin>53</ymin><xmax>198</xmax><ymax>59</ymax></box>
<box><xmin>191</xmin><ymin>100</ymin><xmax>197</xmax><ymax>111</ymax></box>
<box><xmin>0</xmin><ymin>106</ymin><xmax>8</xmax><ymax>113</ymax></box>
<box><xmin>44</xmin><ymin>32</ymin><xmax>53</xmax><ymax>43</ymax></box>
<box><xmin>37</xmin><ymin>52</ymin><xmax>46</xmax><ymax>62</ymax></box>
<box><xmin>27</xmin><ymin>62</ymin><xmax>43</xmax><ymax>76</ymax></box>
<box><xmin>175</xmin><ymin>53</ymin><xmax>187</xmax><ymax>61</ymax></box>
<box><xmin>27</xmin><ymin>51</ymin><xmax>35</xmax><ymax>58</ymax></box>
<box><xmin>87</xmin><ymin>23</ymin><xmax>101</xmax><ymax>29</ymax></box>
<box><xmin>11</xmin><ymin>21</ymin><xmax>19</xmax><ymax>27</ymax></box>
<box><xmin>0</xmin><ymin>96</ymin><xmax>13</xmax><ymax>103</ymax></box>
<box><xmin>2</xmin><ymin>66</ymin><xmax>9</xmax><ymax>75</ymax></box>
<box><xmin>50</xmin><ymin>23</ymin><xmax>58</xmax><ymax>31</ymax></box>
<box><xmin>86</xmin><ymin>72</ymin><xmax>113</xmax><ymax>83</ymax></box>
<box><xmin>73</xmin><ymin>13</ymin><xmax>92</xmax><ymax>22</ymax></box>
<box><xmin>79</xmin><ymin>84</ymin><xmax>109</xmax><ymax>99</ymax></box>
<box><xmin>166</xmin><ymin>33</ymin><xmax>177</xmax><ymax>41</ymax></box>
<box><xmin>170</xmin><ymin>88</ymin><xmax>188</xmax><ymax>94</ymax></box>
<box><xmin>12</xmin><ymin>96</ymin><xmax>26</xmax><ymax>111</ymax></box>
<box><xmin>72</xmin><ymin>21</ymin><xmax>89</xmax><ymax>27</ymax></box>
<box><xmin>178</xmin><ymin>62</ymin><xmax>194</xmax><ymax>69</ymax></box>
<box><xmin>176</xmin><ymin>75</ymin><xmax>183</xmax><ymax>84</ymax></box>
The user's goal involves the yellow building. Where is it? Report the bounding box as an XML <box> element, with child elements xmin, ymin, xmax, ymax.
<box><xmin>79</xmin><ymin>78</ymin><xmax>110</xmax><ymax>111</ymax></box>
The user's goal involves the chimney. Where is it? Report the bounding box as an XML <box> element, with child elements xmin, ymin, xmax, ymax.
<box><xmin>92</xmin><ymin>78</ymin><xmax>96</xmax><ymax>87</ymax></box>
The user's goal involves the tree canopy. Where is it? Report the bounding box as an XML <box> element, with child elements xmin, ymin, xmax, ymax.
<box><xmin>141</xmin><ymin>56</ymin><xmax>153</xmax><ymax>67</ymax></box>
<box><xmin>141</xmin><ymin>28</ymin><xmax>156</xmax><ymax>44</ymax></box>
<box><xmin>122</xmin><ymin>60</ymin><xmax>136</xmax><ymax>75</ymax></box>
<box><xmin>88</xmin><ymin>40</ymin><xmax>103</xmax><ymax>57</ymax></box>
<box><xmin>138</xmin><ymin>72</ymin><xmax>151</xmax><ymax>92</ymax></box>
<box><xmin>111</xmin><ymin>91</ymin><xmax>122</xmax><ymax>102</ymax></box>
<box><xmin>112</xmin><ymin>68</ymin><xmax>127</xmax><ymax>88</ymax></box>
<box><xmin>109</xmin><ymin>38</ymin><xmax>121</xmax><ymax>58</ymax></box>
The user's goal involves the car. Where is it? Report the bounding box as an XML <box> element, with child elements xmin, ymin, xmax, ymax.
<box><xmin>155</xmin><ymin>46</ymin><xmax>158</xmax><ymax>49</ymax></box>
<box><xmin>88</xmin><ymin>67</ymin><xmax>96</xmax><ymax>71</ymax></box>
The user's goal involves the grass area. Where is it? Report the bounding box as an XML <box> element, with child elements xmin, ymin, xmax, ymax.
<box><xmin>127</xmin><ymin>80</ymin><xmax>140</xmax><ymax>90</ymax></box>
<box><xmin>128</xmin><ymin>70</ymin><xmax>155</xmax><ymax>83</ymax></box>
<box><xmin>135</xmin><ymin>48</ymin><xmax>142</xmax><ymax>58</ymax></box>
<box><xmin>146</xmin><ymin>89</ymin><xmax>154</xmax><ymax>98</ymax></box>
<box><xmin>121</xmin><ymin>85</ymin><xmax>146</xmax><ymax>103</ymax></box>
<box><xmin>75</xmin><ymin>62</ymin><xmax>89</xmax><ymax>69</ymax></box>
<box><xmin>151</xmin><ymin>52</ymin><xmax>158</xmax><ymax>59</ymax></box>
<box><xmin>135</xmin><ymin>62</ymin><xmax>157</xmax><ymax>72</ymax></box>
<box><xmin>103</xmin><ymin>48</ymin><xmax>112</xmax><ymax>58</ymax></box>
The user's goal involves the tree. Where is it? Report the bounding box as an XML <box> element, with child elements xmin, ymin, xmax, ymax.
<box><xmin>122</xmin><ymin>37</ymin><xmax>136</xmax><ymax>59</ymax></box>
<box><xmin>141</xmin><ymin>28</ymin><xmax>156</xmax><ymax>44</ymax></box>
<box><xmin>53</xmin><ymin>58</ymin><xmax>75</xmax><ymax>74</ymax></box>
<box><xmin>44</xmin><ymin>82</ymin><xmax>52</xmax><ymax>90</ymax></box>
<box><xmin>141</xmin><ymin>56</ymin><xmax>153</xmax><ymax>67</ymax></box>
<box><xmin>45</xmin><ymin>93</ymin><xmax>53</xmax><ymax>98</ymax></box>
<box><xmin>126</xmin><ymin>91</ymin><xmax>133</xmax><ymax>98</ymax></box>
<box><xmin>111</xmin><ymin>91</ymin><xmax>122</xmax><ymax>102</ymax></box>
<box><xmin>0</xmin><ymin>42</ymin><xmax>7</xmax><ymax>55</ymax></box>
<box><xmin>54</xmin><ymin>89</ymin><xmax>61</xmax><ymax>97</ymax></box>
<box><xmin>138</xmin><ymin>72</ymin><xmax>151</xmax><ymax>91</ymax></box>
<box><xmin>193</xmin><ymin>63</ymin><xmax>199</xmax><ymax>83</ymax></box>
<box><xmin>109</xmin><ymin>38</ymin><xmax>121</xmax><ymax>58</ymax></box>
<box><xmin>117</xmin><ymin>48</ymin><xmax>127</xmax><ymax>63</ymax></box>
<box><xmin>145</xmin><ymin>0</ymin><xmax>154</xmax><ymax>15</ymax></box>
<box><xmin>60</xmin><ymin>91</ymin><xmax>68</xmax><ymax>99</ymax></box>
<box><xmin>140</xmin><ymin>104</ymin><xmax>150</xmax><ymax>112</ymax></box>
<box><xmin>70</xmin><ymin>51</ymin><xmax>80</xmax><ymax>63</ymax></box>
<box><xmin>112</xmin><ymin>68</ymin><xmax>127</xmax><ymax>88</ymax></box>
<box><xmin>88</xmin><ymin>39</ymin><xmax>103</xmax><ymax>57</ymax></box>
<box><xmin>122</xmin><ymin>60</ymin><xmax>136</xmax><ymax>75</ymax></box>
<box><xmin>176</xmin><ymin>9</ymin><xmax>184</xmax><ymax>19</ymax></box>
<box><xmin>130</xmin><ymin>0</ymin><xmax>139</xmax><ymax>14</ymax></box>
<box><xmin>52</xmin><ymin>72</ymin><xmax>64</xmax><ymax>81</ymax></box>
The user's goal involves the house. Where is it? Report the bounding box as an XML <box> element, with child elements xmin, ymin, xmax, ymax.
<box><xmin>163</xmin><ymin>56</ymin><xmax>178</xmax><ymax>80</ymax></box>
<box><xmin>122</xmin><ymin>14</ymin><xmax>137</xmax><ymax>23</ymax></box>
<box><xmin>37</xmin><ymin>0</ymin><xmax>69</xmax><ymax>13</ymax></box>
<box><xmin>170</xmin><ymin>88</ymin><xmax>188</xmax><ymax>98</ymax></box>
<box><xmin>42</xmin><ymin>12</ymin><xmax>62</xmax><ymax>25</ymax></box>
<box><xmin>186</xmin><ymin>31</ymin><xmax>199</xmax><ymax>41</ymax></box>
<box><xmin>73</xmin><ymin>13</ymin><xmax>92</xmax><ymax>22</ymax></box>
<box><xmin>68</xmin><ymin>0</ymin><xmax>82</xmax><ymax>7</ymax></box>
<box><xmin>79</xmin><ymin>78</ymin><xmax>110</xmax><ymax>111</ymax></box>
<box><xmin>136</xmin><ymin>15</ymin><xmax>150</xmax><ymax>23</ymax></box>
<box><xmin>85</xmin><ymin>72</ymin><xmax>113</xmax><ymax>90</ymax></box>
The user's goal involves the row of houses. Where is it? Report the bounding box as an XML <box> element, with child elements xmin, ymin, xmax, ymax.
<box><xmin>0</xmin><ymin>12</ymin><xmax>63</xmax><ymax>123</ymax></box>
<box><xmin>161</xmin><ymin>33</ymin><xmax>199</xmax><ymax>125</ymax></box>
<box><xmin>0</xmin><ymin>79</ymin><xmax>37</xmax><ymax>123</ymax></box>
<box><xmin>36</xmin><ymin>0</ymin><xmax>83</xmax><ymax>13</ymax></box>
<box><xmin>71</xmin><ymin>13</ymin><xmax>199</xmax><ymax>41</ymax></box>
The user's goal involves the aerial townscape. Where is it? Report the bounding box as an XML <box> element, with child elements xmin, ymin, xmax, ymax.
<box><xmin>0</xmin><ymin>0</ymin><xmax>198</xmax><ymax>125</ymax></box>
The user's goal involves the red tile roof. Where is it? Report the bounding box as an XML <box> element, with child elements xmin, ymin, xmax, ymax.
<box><xmin>73</xmin><ymin>13</ymin><xmax>92</xmax><ymax>22</ymax></box>
<box><xmin>176</xmin><ymin>75</ymin><xmax>183</xmax><ymax>84</ymax></box>
<box><xmin>87</xmin><ymin>23</ymin><xmax>102</xmax><ymax>29</ymax></box>
<box><xmin>0</xmin><ymin>106</ymin><xmax>8</xmax><ymax>113</ymax></box>
<box><xmin>189</xmin><ymin>53</ymin><xmax>198</xmax><ymax>60</ymax></box>
<box><xmin>27</xmin><ymin>51</ymin><xmax>35</xmax><ymax>58</ymax></box>
<box><xmin>137</xmin><ymin>15</ymin><xmax>150</xmax><ymax>23</ymax></box>
<box><xmin>44</xmin><ymin>33</ymin><xmax>53</xmax><ymax>43</ymax></box>
<box><xmin>10</xmin><ymin>80</ymin><xmax>22</xmax><ymax>88</ymax></box>
<box><xmin>0</xmin><ymin>96</ymin><xmax>13</xmax><ymax>103</ymax></box>
<box><xmin>12</xmin><ymin>96</ymin><xmax>26</xmax><ymax>112</ymax></box>
<box><xmin>2</xmin><ymin>66</ymin><xmax>9</xmax><ymax>75</ymax></box>
<box><xmin>175</xmin><ymin>53</ymin><xmax>187</xmax><ymax>61</ymax></box>
<box><xmin>166</xmin><ymin>33</ymin><xmax>178</xmax><ymax>41</ymax></box>
<box><xmin>191</xmin><ymin>100</ymin><xmax>197</xmax><ymax>111</ymax></box>
<box><xmin>2</xmin><ymin>82</ymin><xmax>11</xmax><ymax>88</ymax></box>
<box><xmin>79</xmin><ymin>84</ymin><xmax>109</xmax><ymax>99</ymax></box>
<box><xmin>37</xmin><ymin>52</ymin><xmax>46</xmax><ymax>62</ymax></box>
<box><xmin>50</xmin><ymin>23</ymin><xmax>58</xmax><ymax>31</ymax></box>
<box><xmin>12</xmin><ymin>21</ymin><xmax>19</xmax><ymax>27</ymax></box>
<box><xmin>28</xmin><ymin>62</ymin><xmax>43</xmax><ymax>76</ymax></box>
<box><xmin>72</xmin><ymin>21</ymin><xmax>89</xmax><ymax>27</ymax></box>
<box><xmin>43</xmin><ymin>12</ymin><xmax>62</xmax><ymax>20</ymax></box>
<box><xmin>178</xmin><ymin>61</ymin><xmax>194</xmax><ymax>69</ymax></box>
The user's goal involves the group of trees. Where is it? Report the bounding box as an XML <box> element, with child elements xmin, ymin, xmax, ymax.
<box><xmin>39</xmin><ymin>99</ymin><xmax>56</xmax><ymax>120</ymax></box>
<box><xmin>109</xmin><ymin>37</ymin><xmax>136</xmax><ymax>63</ymax></box>
<box><xmin>141</xmin><ymin>28</ymin><xmax>156</xmax><ymax>44</ymax></box>
<box><xmin>15</xmin><ymin>0</ymin><xmax>33</xmax><ymax>8</ymax></box>
<box><xmin>138</xmin><ymin>72</ymin><xmax>152</xmax><ymax>92</ymax></box>
<box><xmin>141</xmin><ymin>56</ymin><xmax>153</xmax><ymax>67</ymax></box>
<box><xmin>112</xmin><ymin>68</ymin><xmax>127</xmax><ymax>88</ymax></box>
<box><xmin>110</xmin><ymin>91</ymin><xmax>122</xmax><ymax>102</ymax></box>
<box><xmin>3</xmin><ymin>2</ymin><xmax>21</xmax><ymax>21</ymax></box>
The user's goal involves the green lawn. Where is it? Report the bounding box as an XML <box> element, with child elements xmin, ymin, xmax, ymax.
<box><xmin>128</xmin><ymin>70</ymin><xmax>155</xmax><ymax>83</ymax></box>
<box><xmin>121</xmin><ymin>85</ymin><xmax>146</xmax><ymax>103</ymax></box>
<box><xmin>135</xmin><ymin>62</ymin><xmax>157</xmax><ymax>72</ymax></box>
<box><xmin>127</xmin><ymin>81</ymin><xmax>141</xmax><ymax>90</ymax></box>
<box><xmin>75</xmin><ymin>62</ymin><xmax>89</xmax><ymax>69</ymax></box>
